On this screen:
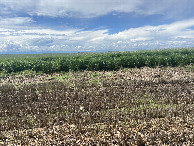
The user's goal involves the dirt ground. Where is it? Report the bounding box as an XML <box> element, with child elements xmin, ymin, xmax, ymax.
<box><xmin>0</xmin><ymin>67</ymin><xmax>194</xmax><ymax>145</ymax></box>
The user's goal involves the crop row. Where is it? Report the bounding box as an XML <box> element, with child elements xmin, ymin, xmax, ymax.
<box><xmin>0</xmin><ymin>48</ymin><xmax>193</xmax><ymax>74</ymax></box>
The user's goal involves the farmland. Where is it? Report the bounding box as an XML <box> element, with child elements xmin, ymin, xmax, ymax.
<box><xmin>0</xmin><ymin>48</ymin><xmax>193</xmax><ymax>74</ymax></box>
<box><xmin>0</xmin><ymin>48</ymin><xmax>194</xmax><ymax>145</ymax></box>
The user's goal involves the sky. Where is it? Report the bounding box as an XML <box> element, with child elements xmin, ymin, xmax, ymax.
<box><xmin>0</xmin><ymin>0</ymin><xmax>194</xmax><ymax>54</ymax></box>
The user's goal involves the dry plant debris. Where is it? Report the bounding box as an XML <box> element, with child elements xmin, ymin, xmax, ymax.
<box><xmin>0</xmin><ymin>67</ymin><xmax>193</xmax><ymax>145</ymax></box>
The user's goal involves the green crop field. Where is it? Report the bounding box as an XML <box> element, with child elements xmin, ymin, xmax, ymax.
<box><xmin>0</xmin><ymin>48</ymin><xmax>194</xmax><ymax>145</ymax></box>
<box><xmin>0</xmin><ymin>48</ymin><xmax>193</xmax><ymax>74</ymax></box>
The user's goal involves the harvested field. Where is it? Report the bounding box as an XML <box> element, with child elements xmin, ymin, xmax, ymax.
<box><xmin>0</xmin><ymin>67</ymin><xmax>194</xmax><ymax>145</ymax></box>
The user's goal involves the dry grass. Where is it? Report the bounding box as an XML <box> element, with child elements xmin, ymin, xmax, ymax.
<box><xmin>0</xmin><ymin>67</ymin><xmax>193</xmax><ymax>145</ymax></box>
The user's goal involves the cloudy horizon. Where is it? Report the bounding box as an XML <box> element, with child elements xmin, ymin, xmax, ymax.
<box><xmin>0</xmin><ymin>0</ymin><xmax>194</xmax><ymax>53</ymax></box>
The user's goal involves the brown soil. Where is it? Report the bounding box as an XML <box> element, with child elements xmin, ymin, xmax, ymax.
<box><xmin>0</xmin><ymin>67</ymin><xmax>193</xmax><ymax>145</ymax></box>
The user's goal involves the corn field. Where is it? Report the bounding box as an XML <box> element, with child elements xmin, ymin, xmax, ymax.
<box><xmin>0</xmin><ymin>66</ymin><xmax>194</xmax><ymax>145</ymax></box>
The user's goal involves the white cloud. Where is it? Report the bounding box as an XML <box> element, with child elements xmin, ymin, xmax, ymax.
<box><xmin>1</xmin><ymin>0</ymin><xmax>194</xmax><ymax>18</ymax></box>
<box><xmin>136</xmin><ymin>0</ymin><xmax>194</xmax><ymax>19</ymax></box>
<box><xmin>0</xmin><ymin>18</ymin><xmax>194</xmax><ymax>53</ymax></box>
<box><xmin>110</xmin><ymin>19</ymin><xmax>194</xmax><ymax>41</ymax></box>
<box><xmin>0</xmin><ymin>0</ymin><xmax>141</xmax><ymax>18</ymax></box>
<box><xmin>0</xmin><ymin>17</ymin><xmax>33</xmax><ymax>26</ymax></box>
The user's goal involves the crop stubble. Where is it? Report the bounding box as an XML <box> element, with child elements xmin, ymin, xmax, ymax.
<box><xmin>0</xmin><ymin>67</ymin><xmax>193</xmax><ymax>145</ymax></box>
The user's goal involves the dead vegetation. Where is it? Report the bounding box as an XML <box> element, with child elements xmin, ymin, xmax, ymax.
<box><xmin>0</xmin><ymin>67</ymin><xmax>194</xmax><ymax>145</ymax></box>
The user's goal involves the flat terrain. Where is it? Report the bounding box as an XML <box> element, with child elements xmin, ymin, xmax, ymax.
<box><xmin>0</xmin><ymin>67</ymin><xmax>194</xmax><ymax>145</ymax></box>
